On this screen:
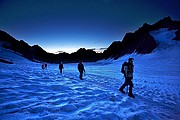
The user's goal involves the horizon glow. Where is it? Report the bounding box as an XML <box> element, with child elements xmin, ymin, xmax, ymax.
<box><xmin>0</xmin><ymin>0</ymin><xmax>180</xmax><ymax>53</ymax></box>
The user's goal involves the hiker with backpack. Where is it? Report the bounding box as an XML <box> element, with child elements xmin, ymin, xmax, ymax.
<box><xmin>119</xmin><ymin>58</ymin><xmax>135</xmax><ymax>98</ymax></box>
<box><xmin>121</xmin><ymin>61</ymin><xmax>128</xmax><ymax>78</ymax></box>
<box><xmin>78</xmin><ymin>61</ymin><xmax>85</xmax><ymax>80</ymax></box>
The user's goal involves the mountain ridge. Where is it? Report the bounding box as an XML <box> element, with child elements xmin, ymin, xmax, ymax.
<box><xmin>103</xmin><ymin>16</ymin><xmax>180</xmax><ymax>60</ymax></box>
<box><xmin>0</xmin><ymin>16</ymin><xmax>179</xmax><ymax>63</ymax></box>
<box><xmin>0</xmin><ymin>31</ymin><xmax>103</xmax><ymax>63</ymax></box>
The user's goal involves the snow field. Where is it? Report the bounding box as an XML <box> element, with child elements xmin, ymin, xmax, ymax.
<box><xmin>0</xmin><ymin>28</ymin><xmax>180</xmax><ymax>119</ymax></box>
<box><xmin>0</xmin><ymin>57</ymin><xmax>179</xmax><ymax>120</ymax></box>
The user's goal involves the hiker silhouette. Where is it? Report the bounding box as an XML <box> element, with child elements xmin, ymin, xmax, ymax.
<box><xmin>42</xmin><ymin>63</ymin><xmax>47</xmax><ymax>69</ymax></box>
<box><xmin>78</xmin><ymin>61</ymin><xmax>85</xmax><ymax>80</ymax></box>
<box><xmin>59</xmin><ymin>62</ymin><xmax>64</xmax><ymax>74</ymax></box>
<box><xmin>119</xmin><ymin>58</ymin><xmax>135</xmax><ymax>98</ymax></box>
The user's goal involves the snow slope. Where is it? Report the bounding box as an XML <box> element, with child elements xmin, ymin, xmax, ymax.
<box><xmin>0</xmin><ymin>41</ymin><xmax>30</xmax><ymax>64</ymax></box>
<box><xmin>0</xmin><ymin>28</ymin><xmax>180</xmax><ymax>120</ymax></box>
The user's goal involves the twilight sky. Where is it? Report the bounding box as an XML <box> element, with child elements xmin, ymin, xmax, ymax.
<box><xmin>0</xmin><ymin>0</ymin><xmax>180</xmax><ymax>53</ymax></box>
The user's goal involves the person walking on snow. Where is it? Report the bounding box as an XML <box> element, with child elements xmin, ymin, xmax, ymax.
<box><xmin>59</xmin><ymin>62</ymin><xmax>64</xmax><ymax>74</ymax></box>
<box><xmin>78</xmin><ymin>61</ymin><xmax>85</xmax><ymax>80</ymax></box>
<box><xmin>42</xmin><ymin>63</ymin><xmax>47</xmax><ymax>69</ymax></box>
<box><xmin>119</xmin><ymin>58</ymin><xmax>135</xmax><ymax>98</ymax></box>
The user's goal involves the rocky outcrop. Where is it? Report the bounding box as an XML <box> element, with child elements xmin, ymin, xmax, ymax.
<box><xmin>173</xmin><ymin>29</ymin><xmax>180</xmax><ymax>40</ymax></box>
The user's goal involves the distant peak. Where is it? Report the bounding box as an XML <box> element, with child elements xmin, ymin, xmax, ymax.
<box><xmin>155</xmin><ymin>16</ymin><xmax>173</xmax><ymax>26</ymax></box>
<box><xmin>32</xmin><ymin>45</ymin><xmax>40</xmax><ymax>48</ymax></box>
<box><xmin>137</xmin><ymin>23</ymin><xmax>151</xmax><ymax>32</ymax></box>
<box><xmin>142</xmin><ymin>22</ymin><xmax>150</xmax><ymax>27</ymax></box>
<box><xmin>159</xmin><ymin>16</ymin><xmax>173</xmax><ymax>23</ymax></box>
<box><xmin>31</xmin><ymin>45</ymin><xmax>45</xmax><ymax>51</ymax></box>
<box><xmin>164</xmin><ymin>16</ymin><xmax>172</xmax><ymax>21</ymax></box>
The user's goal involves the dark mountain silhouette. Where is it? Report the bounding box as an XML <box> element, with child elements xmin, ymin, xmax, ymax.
<box><xmin>103</xmin><ymin>16</ymin><xmax>180</xmax><ymax>59</ymax></box>
<box><xmin>70</xmin><ymin>48</ymin><xmax>103</xmax><ymax>62</ymax></box>
<box><xmin>1</xmin><ymin>31</ymin><xmax>34</xmax><ymax>61</ymax></box>
<box><xmin>0</xmin><ymin>31</ymin><xmax>103</xmax><ymax>63</ymax></box>
<box><xmin>0</xmin><ymin>16</ymin><xmax>179</xmax><ymax>63</ymax></box>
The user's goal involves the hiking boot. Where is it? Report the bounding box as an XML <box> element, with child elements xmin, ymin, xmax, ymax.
<box><xmin>119</xmin><ymin>89</ymin><xmax>125</xmax><ymax>94</ymax></box>
<box><xmin>128</xmin><ymin>93</ymin><xmax>135</xmax><ymax>98</ymax></box>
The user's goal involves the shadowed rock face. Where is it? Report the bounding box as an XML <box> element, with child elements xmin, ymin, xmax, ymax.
<box><xmin>103</xmin><ymin>32</ymin><xmax>157</xmax><ymax>60</ymax></box>
<box><xmin>173</xmin><ymin>30</ymin><xmax>180</xmax><ymax>40</ymax></box>
<box><xmin>122</xmin><ymin>31</ymin><xmax>157</xmax><ymax>54</ymax></box>
<box><xmin>103</xmin><ymin>41</ymin><xmax>122</xmax><ymax>59</ymax></box>
<box><xmin>103</xmin><ymin>16</ymin><xmax>180</xmax><ymax>60</ymax></box>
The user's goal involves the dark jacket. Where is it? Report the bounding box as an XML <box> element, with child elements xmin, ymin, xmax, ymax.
<box><xmin>78</xmin><ymin>63</ymin><xmax>85</xmax><ymax>73</ymax></box>
<box><xmin>59</xmin><ymin>63</ymin><xmax>63</xmax><ymax>69</ymax></box>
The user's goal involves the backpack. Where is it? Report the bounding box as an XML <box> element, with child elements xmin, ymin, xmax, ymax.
<box><xmin>121</xmin><ymin>62</ymin><xmax>127</xmax><ymax>74</ymax></box>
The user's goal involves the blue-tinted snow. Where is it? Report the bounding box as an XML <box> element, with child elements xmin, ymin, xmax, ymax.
<box><xmin>0</xmin><ymin>28</ymin><xmax>180</xmax><ymax>120</ymax></box>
